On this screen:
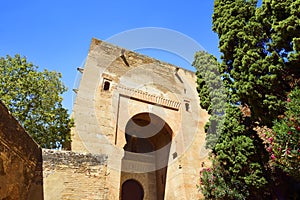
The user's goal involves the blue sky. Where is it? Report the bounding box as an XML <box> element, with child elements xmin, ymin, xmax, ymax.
<box><xmin>0</xmin><ymin>1</ymin><xmax>220</xmax><ymax>112</ymax></box>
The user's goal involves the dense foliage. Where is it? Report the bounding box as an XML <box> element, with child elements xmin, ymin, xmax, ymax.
<box><xmin>194</xmin><ymin>0</ymin><xmax>300</xmax><ymax>199</ymax></box>
<box><xmin>0</xmin><ymin>55</ymin><xmax>73</xmax><ymax>149</ymax></box>
<box><xmin>265</xmin><ymin>88</ymin><xmax>300</xmax><ymax>180</ymax></box>
<box><xmin>193</xmin><ymin>51</ymin><xmax>226</xmax><ymax>149</ymax></box>
<box><xmin>194</xmin><ymin>50</ymin><xmax>271</xmax><ymax>199</ymax></box>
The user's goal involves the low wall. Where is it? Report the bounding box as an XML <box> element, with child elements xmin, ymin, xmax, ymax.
<box><xmin>43</xmin><ymin>149</ymin><xmax>109</xmax><ymax>200</ymax></box>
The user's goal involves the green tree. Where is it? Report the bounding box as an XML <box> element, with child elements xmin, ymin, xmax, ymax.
<box><xmin>194</xmin><ymin>51</ymin><xmax>270</xmax><ymax>199</ymax></box>
<box><xmin>193</xmin><ymin>51</ymin><xmax>226</xmax><ymax>149</ymax></box>
<box><xmin>0</xmin><ymin>54</ymin><xmax>73</xmax><ymax>149</ymax></box>
<box><xmin>195</xmin><ymin>0</ymin><xmax>300</xmax><ymax>199</ymax></box>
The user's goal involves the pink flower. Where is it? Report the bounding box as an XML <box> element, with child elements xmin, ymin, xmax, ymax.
<box><xmin>267</xmin><ymin>146</ymin><xmax>273</xmax><ymax>152</ymax></box>
<box><xmin>271</xmin><ymin>154</ymin><xmax>276</xmax><ymax>160</ymax></box>
<box><xmin>268</xmin><ymin>137</ymin><xmax>274</xmax><ymax>143</ymax></box>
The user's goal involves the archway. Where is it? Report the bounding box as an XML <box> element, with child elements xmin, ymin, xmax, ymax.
<box><xmin>121</xmin><ymin>179</ymin><xmax>144</xmax><ymax>200</ymax></box>
<box><xmin>120</xmin><ymin>112</ymin><xmax>173</xmax><ymax>200</ymax></box>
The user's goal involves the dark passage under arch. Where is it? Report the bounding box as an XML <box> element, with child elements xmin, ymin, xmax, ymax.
<box><xmin>121</xmin><ymin>179</ymin><xmax>144</xmax><ymax>200</ymax></box>
<box><xmin>120</xmin><ymin>112</ymin><xmax>173</xmax><ymax>200</ymax></box>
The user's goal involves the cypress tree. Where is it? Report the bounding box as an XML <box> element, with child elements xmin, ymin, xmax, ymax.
<box><xmin>195</xmin><ymin>0</ymin><xmax>300</xmax><ymax>198</ymax></box>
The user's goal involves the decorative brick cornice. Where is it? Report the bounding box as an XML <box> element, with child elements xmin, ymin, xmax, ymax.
<box><xmin>116</xmin><ymin>85</ymin><xmax>181</xmax><ymax>110</ymax></box>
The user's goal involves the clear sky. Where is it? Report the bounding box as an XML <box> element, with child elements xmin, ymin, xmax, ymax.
<box><xmin>0</xmin><ymin>0</ymin><xmax>220</xmax><ymax>113</ymax></box>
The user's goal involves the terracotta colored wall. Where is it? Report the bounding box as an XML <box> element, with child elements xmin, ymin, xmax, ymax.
<box><xmin>0</xmin><ymin>101</ymin><xmax>43</xmax><ymax>200</ymax></box>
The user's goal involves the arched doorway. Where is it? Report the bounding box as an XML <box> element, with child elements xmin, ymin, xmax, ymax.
<box><xmin>121</xmin><ymin>179</ymin><xmax>144</xmax><ymax>200</ymax></box>
<box><xmin>120</xmin><ymin>113</ymin><xmax>172</xmax><ymax>200</ymax></box>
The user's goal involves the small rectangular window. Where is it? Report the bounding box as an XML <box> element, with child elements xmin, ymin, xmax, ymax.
<box><xmin>184</xmin><ymin>100</ymin><xmax>191</xmax><ymax>112</ymax></box>
<box><xmin>102</xmin><ymin>79</ymin><xmax>111</xmax><ymax>91</ymax></box>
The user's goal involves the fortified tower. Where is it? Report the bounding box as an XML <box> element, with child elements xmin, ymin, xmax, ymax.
<box><xmin>71</xmin><ymin>38</ymin><xmax>209</xmax><ymax>200</ymax></box>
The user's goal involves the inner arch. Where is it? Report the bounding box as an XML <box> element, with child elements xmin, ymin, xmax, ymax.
<box><xmin>120</xmin><ymin>112</ymin><xmax>173</xmax><ymax>200</ymax></box>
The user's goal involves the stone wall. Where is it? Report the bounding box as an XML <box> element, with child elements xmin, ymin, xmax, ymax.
<box><xmin>0</xmin><ymin>101</ymin><xmax>43</xmax><ymax>200</ymax></box>
<box><xmin>71</xmin><ymin>38</ymin><xmax>210</xmax><ymax>199</ymax></box>
<box><xmin>43</xmin><ymin>149</ymin><xmax>109</xmax><ymax>200</ymax></box>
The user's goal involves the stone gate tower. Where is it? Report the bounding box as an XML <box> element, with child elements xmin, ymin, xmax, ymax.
<box><xmin>71</xmin><ymin>38</ymin><xmax>209</xmax><ymax>200</ymax></box>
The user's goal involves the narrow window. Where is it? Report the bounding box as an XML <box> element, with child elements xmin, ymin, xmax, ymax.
<box><xmin>103</xmin><ymin>80</ymin><xmax>110</xmax><ymax>91</ymax></box>
<box><xmin>184</xmin><ymin>100</ymin><xmax>191</xmax><ymax>112</ymax></box>
<box><xmin>185</xmin><ymin>103</ymin><xmax>190</xmax><ymax>112</ymax></box>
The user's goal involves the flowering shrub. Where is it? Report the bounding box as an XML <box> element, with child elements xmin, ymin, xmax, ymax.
<box><xmin>198</xmin><ymin>161</ymin><xmax>249</xmax><ymax>200</ymax></box>
<box><xmin>265</xmin><ymin>87</ymin><xmax>300</xmax><ymax>180</ymax></box>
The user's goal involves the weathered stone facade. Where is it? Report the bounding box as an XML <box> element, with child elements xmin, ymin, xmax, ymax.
<box><xmin>43</xmin><ymin>149</ymin><xmax>108</xmax><ymax>200</ymax></box>
<box><xmin>71</xmin><ymin>38</ymin><xmax>210</xmax><ymax>199</ymax></box>
<box><xmin>0</xmin><ymin>101</ymin><xmax>43</xmax><ymax>200</ymax></box>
